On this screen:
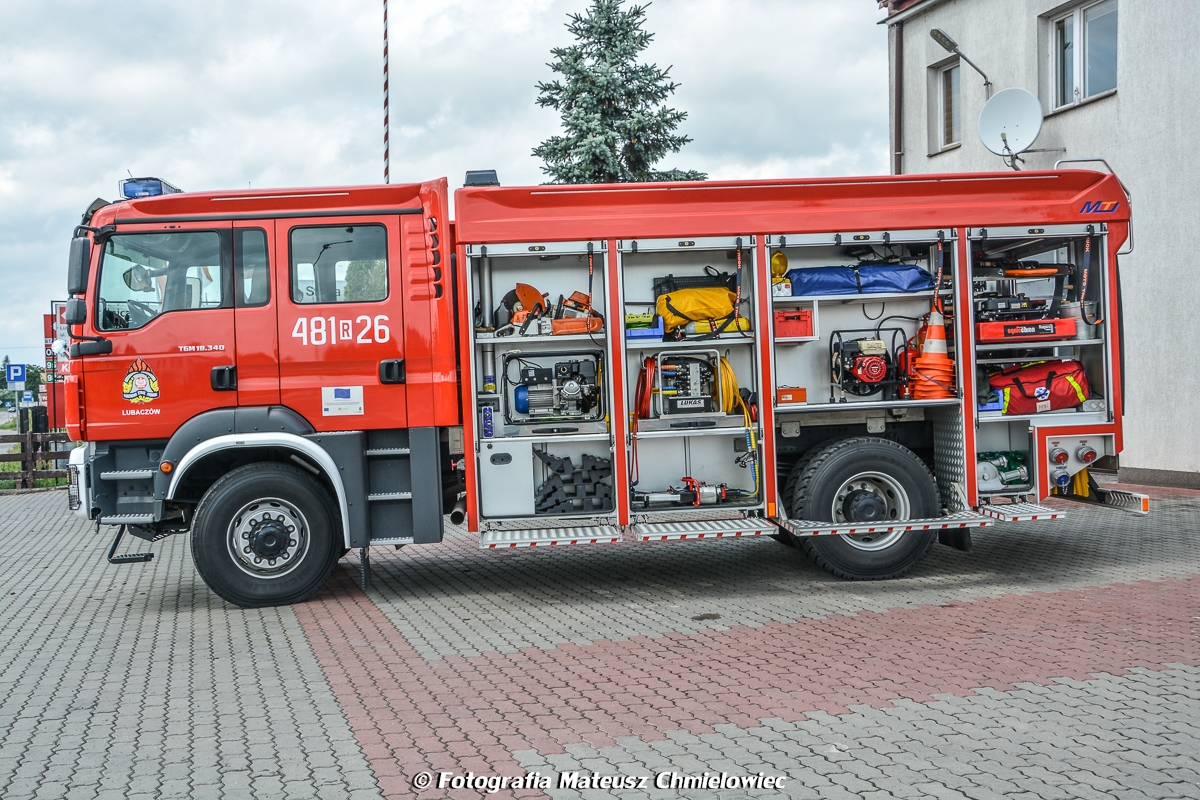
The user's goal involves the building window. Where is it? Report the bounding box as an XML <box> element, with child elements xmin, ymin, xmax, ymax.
<box><xmin>940</xmin><ymin>63</ymin><xmax>961</xmax><ymax>148</ymax></box>
<box><xmin>1053</xmin><ymin>0</ymin><xmax>1117</xmax><ymax>109</ymax></box>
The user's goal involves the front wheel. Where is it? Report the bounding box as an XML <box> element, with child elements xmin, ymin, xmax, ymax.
<box><xmin>787</xmin><ymin>437</ymin><xmax>940</xmax><ymax>580</ymax></box>
<box><xmin>191</xmin><ymin>463</ymin><xmax>341</xmax><ymax>607</ymax></box>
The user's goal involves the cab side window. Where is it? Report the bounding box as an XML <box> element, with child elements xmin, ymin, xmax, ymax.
<box><xmin>235</xmin><ymin>229</ymin><xmax>270</xmax><ymax>307</ymax></box>
<box><xmin>96</xmin><ymin>231</ymin><xmax>224</xmax><ymax>331</ymax></box>
<box><xmin>289</xmin><ymin>224</ymin><xmax>388</xmax><ymax>304</ymax></box>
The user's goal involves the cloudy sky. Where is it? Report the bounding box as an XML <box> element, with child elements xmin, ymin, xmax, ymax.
<box><xmin>0</xmin><ymin>0</ymin><xmax>888</xmax><ymax>363</ymax></box>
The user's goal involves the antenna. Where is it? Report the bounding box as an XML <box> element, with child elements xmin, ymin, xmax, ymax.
<box><xmin>978</xmin><ymin>88</ymin><xmax>1044</xmax><ymax>170</ymax></box>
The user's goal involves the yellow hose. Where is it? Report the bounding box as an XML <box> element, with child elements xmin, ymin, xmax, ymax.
<box><xmin>719</xmin><ymin>357</ymin><xmax>759</xmax><ymax>497</ymax></box>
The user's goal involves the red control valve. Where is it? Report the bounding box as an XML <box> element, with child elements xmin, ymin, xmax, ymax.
<box><xmin>1077</xmin><ymin>446</ymin><xmax>1097</xmax><ymax>464</ymax></box>
<box><xmin>1049</xmin><ymin>448</ymin><xmax>1069</xmax><ymax>465</ymax></box>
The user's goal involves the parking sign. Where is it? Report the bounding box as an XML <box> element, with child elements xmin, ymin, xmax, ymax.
<box><xmin>6</xmin><ymin>363</ymin><xmax>25</xmax><ymax>391</ymax></box>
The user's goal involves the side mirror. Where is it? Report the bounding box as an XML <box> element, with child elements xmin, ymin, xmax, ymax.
<box><xmin>67</xmin><ymin>236</ymin><xmax>91</xmax><ymax>295</ymax></box>
<box><xmin>122</xmin><ymin>264</ymin><xmax>153</xmax><ymax>292</ymax></box>
<box><xmin>63</xmin><ymin>298</ymin><xmax>87</xmax><ymax>325</ymax></box>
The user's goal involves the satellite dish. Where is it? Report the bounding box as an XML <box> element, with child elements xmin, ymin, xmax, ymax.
<box><xmin>978</xmin><ymin>88</ymin><xmax>1043</xmax><ymax>156</ymax></box>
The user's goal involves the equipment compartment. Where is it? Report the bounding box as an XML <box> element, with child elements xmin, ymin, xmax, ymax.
<box><xmin>478</xmin><ymin>437</ymin><xmax>616</xmax><ymax>519</ymax></box>
<box><xmin>620</xmin><ymin>237</ymin><xmax>766</xmax><ymax>515</ymax></box>
<box><xmin>969</xmin><ymin>226</ymin><xmax>1111</xmax><ymax>424</ymax></box>
<box><xmin>767</xmin><ymin>230</ymin><xmax>960</xmax><ymax>411</ymax></box>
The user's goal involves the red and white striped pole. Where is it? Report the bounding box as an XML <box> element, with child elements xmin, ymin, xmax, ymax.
<box><xmin>383</xmin><ymin>0</ymin><xmax>389</xmax><ymax>184</ymax></box>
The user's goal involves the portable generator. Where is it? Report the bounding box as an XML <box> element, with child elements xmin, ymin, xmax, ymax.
<box><xmin>502</xmin><ymin>351</ymin><xmax>604</xmax><ymax>424</ymax></box>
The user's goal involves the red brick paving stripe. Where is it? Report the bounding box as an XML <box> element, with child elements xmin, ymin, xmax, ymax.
<box><xmin>293</xmin><ymin>574</ymin><xmax>1200</xmax><ymax>800</ymax></box>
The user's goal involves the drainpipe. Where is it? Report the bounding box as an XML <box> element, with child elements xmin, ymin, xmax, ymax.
<box><xmin>892</xmin><ymin>20</ymin><xmax>904</xmax><ymax>175</ymax></box>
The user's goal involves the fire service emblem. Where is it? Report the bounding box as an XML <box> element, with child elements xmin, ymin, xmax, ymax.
<box><xmin>122</xmin><ymin>358</ymin><xmax>160</xmax><ymax>403</ymax></box>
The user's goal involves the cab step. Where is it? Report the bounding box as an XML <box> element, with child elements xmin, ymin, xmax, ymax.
<box><xmin>368</xmin><ymin>491</ymin><xmax>412</xmax><ymax>502</ymax></box>
<box><xmin>634</xmin><ymin>517</ymin><xmax>778</xmax><ymax>541</ymax></box>
<box><xmin>779</xmin><ymin>510</ymin><xmax>993</xmax><ymax>537</ymax></box>
<box><xmin>978</xmin><ymin>503</ymin><xmax>1065</xmax><ymax>522</ymax></box>
<box><xmin>480</xmin><ymin>525</ymin><xmax>621</xmax><ymax>549</ymax></box>
<box><xmin>99</xmin><ymin>514</ymin><xmax>156</xmax><ymax>525</ymax></box>
<box><xmin>106</xmin><ymin>525</ymin><xmax>154</xmax><ymax>565</ymax></box>
<box><xmin>99</xmin><ymin>469</ymin><xmax>155</xmax><ymax>480</ymax></box>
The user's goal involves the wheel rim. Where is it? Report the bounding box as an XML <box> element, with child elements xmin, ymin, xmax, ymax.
<box><xmin>226</xmin><ymin>497</ymin><xmax>310</xmax><ymax>579</ymax></box>
<box><xmin>831</xmin><ymin>471</ymin><xmax>911</xmax><ymax>551</ymax></box>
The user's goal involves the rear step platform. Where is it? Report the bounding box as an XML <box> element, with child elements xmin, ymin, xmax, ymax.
<box><xmin>979</xmin><ymin>503</ymin><xmax>1066</xmax><ymax>522</ymax></box>
<box><xmin>779</xmin><ymin>510</ymin><xmax>993</xmax><ymax>538</ymax></box>
<box><xmin>634</xmin><ymin>517</ymin><xmax>779</xmax><ymax>541</ymax></box>
<box><xmin>1092</xmin><ymin>486</ymin><xmax>1151</xmax><ymax>515</ymax></box>
<box><xmin>480</xmin><ymin>525</ymin><xmax>622</xmax><ymax>549</ymax></box>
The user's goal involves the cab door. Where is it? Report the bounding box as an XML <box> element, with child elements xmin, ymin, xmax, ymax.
<box><xmin>233</xmin><ymin>221</ymin><xmax>280</xmax><ymax>406</ymax></box>
<box><xmin>276</xmin><ymin>216</ymin><xmax>408</xmax><ymax>430</ymax></box>
<box><xmin>81</xmin><ymin>221</ymin><xmax>236</xmax><ymax>441</ymax></box>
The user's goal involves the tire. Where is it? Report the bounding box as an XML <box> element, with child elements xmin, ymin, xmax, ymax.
<box><xmin>789</xmin><ymin>437</ymin><xmax>940</xmax><ymax>580</ymax></box>
<box><xmin>776</xmin><ymin>445</ymin><xmax>825</xmax><ymax>547</ymax></box>
<box><xmin>191</xmin><ymin>463</ymin><xmax>341</xmax><ymax>608</ymax></box>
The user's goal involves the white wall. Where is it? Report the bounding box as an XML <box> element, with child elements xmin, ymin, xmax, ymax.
<box><xmin>887</xmin><ymin>0</ymin><xmax>1200</xmax><ymax>475</ymax></box>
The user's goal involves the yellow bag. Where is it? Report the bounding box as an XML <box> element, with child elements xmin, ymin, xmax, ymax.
<box><xmin>655</xmin><ymin>287</ymin><xmax>737</xmax><ymax>332</ymax></box>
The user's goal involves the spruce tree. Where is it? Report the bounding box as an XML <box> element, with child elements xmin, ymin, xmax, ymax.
<box><xmin>533</xmin><ymin>0</ymin><xmax>706</xmax><ymax>184</ymax></box>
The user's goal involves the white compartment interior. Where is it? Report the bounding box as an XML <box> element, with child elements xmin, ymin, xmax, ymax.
<box><xmin>769</xmin><ymin>239</ymin><xmax>955</xmax><ymax>409</ymax></box>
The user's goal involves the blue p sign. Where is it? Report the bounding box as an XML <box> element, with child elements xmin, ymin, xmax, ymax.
<box><xmin>6</xmin><ymin>363</ymin><xmax>25</xmax><ymax>383</ymax></box>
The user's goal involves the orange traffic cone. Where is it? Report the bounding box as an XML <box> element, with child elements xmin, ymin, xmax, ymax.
<box><xmin>912</xmin><ymin>306</ymin><xmax>955</xmax><ymax>400</ymax></box>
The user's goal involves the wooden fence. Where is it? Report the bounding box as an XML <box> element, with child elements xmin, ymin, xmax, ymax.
<box><xmin>0</xmin><ymin>432</ymin><xmax>72</xmax><ymax>489</ymax></box>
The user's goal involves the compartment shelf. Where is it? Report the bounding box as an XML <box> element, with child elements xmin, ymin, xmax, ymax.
<box><xmin>625</xmin><ymin>335</ymin><xmax>755</xmax><ymax>349</ymax></box>
<box><xmin>776</xmin><ymin>398</ymin><xmax>960</xmax><ymax>413</ymax></box>
<box><xmin>482</xmin><ymin>432</ymin><xmax>612</xmax><ymax>443</ymax></box>
<box><xmin>774</xmin><ymin>290</ymin><xmax>947</xmax><ymax>305</ymax></box>
<box><xmin>975</xmin><ymin>338</ymin><xmax>1103</xmax><ymax>351</ymax></box>
<box><xmin>475</xmin><ymin>332</ymin><xmax>605</xmax><ymax>344</ymax></box>
<box><xmin>977</xmin><ymin>410</ymin><xmax>1108</xmax><ymax>425</ymax></box>
<box><xmin>632</xmin><ymin>425</ymin><xmax>756</xmax><ymax>440</ymax></box>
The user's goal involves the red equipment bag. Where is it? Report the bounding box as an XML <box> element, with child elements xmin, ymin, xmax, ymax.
<box><xmin>988</xmin><ymin>360</ymin><xmax>1090</xmax><ymax>415</ymax></box>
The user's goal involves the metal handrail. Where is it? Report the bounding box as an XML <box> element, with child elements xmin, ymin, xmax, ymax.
<box><xmin>1056</xmin><ymin>158</ymin><xmax>1134</xmax><ymax>254</ymax></box>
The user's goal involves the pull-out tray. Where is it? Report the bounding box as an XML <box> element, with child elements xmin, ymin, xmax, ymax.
<box><xmin>978</xmin><ymin>503</ymin><xmax>1066</xmax><ymax>522</ymax></box>
<box><xmin>634</xmin><ymin>517</ymin><xmax>779</xmax><ymax>541</ymax></box>
<box><xmin>480</xmin><ymin>525</ymin><xmax>622</xmax><ymax>549</ymax></box>
<box><xmin>779</xmin><ymin>511</ymin><xmax>993</xmax><ymax>537</ymax></box>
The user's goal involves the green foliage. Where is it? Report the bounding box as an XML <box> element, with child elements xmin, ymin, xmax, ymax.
<box><xmin>533</xmin><ymin>0</ymin><xmax>706</xmax><ymax>184</ymax></box>
<box><xmin>342</xmin><ymin>260</ymin><xmax>387</xmax><ymax>302</ymax></box>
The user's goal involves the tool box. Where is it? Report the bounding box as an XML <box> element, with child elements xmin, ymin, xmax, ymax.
<box><xmin>773</xmin><ymin>309</ymin><xmax>813</xmax><ymax>338</ymax></box>
<box><xmin>975</xmin><ymin>318</ymin><xmax>1075</xmax><ymax>343</ymax></box>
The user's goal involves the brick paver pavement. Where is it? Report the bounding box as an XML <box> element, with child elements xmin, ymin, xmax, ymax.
<box><xmin>1</xmin><ymin>488</ymin><xmax>1198</xmax><ymax>799</ymax></box>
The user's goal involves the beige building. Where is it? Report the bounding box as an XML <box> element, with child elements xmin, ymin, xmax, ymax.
<box><xmin>878</xmin><ymin>0</ymin><xmax>1200</xmax><ymax>485</ymax></box>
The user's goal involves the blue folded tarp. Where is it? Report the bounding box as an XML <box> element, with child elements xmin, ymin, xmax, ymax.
<box><xmin>787</xmin><ymin>264</ymin><xmax>936</xmax><ymax>296</ymax></box>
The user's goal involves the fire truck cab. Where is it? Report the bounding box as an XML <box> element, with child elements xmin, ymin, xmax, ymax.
<box><xmin>62</xmin><ymin>170</ymin><xmax>1148</xmax><ymax>607</ymax></box>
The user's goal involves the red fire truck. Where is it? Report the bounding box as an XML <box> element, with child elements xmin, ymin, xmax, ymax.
<box><xmin>62</xmin><ymin>170</ymin><xmax>1148</xmax><ymax>607</ymax></box>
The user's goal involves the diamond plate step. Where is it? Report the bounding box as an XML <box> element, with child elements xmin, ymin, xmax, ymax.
<box><xmin>481</xmin><ymin>525</ymin><xmax>621</xmax><ymax>549</ymax></box>
<box><xmin>634</xmin><ymin>517</ymin><xmax>778</xmax><ymax>541</ymax></box>
<box><xmin>779</xmin><ymin>510</ymin><xmax>993</xmax><ymax>538</ymax></box>
<box><xmin>979</xmin><ymin>503</ymin><xmax>1066</xmax><ymax>522</ymax></box>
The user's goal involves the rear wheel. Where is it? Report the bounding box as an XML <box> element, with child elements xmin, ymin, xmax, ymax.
<box><xmin>191</xmin><ymin>463</ymin><xmax>340</xmax><ymax>607</ymax></box>
<box><xmin>786</xmin><ymin>437</ymin><xmax>939</xmax><ymax>580</ymax></box>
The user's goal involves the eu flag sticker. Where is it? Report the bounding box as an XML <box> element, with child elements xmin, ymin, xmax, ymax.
<box><xmin>321</xmin><ymin>386</ymin><xmax>364</xmax><ymax>416</ymax></box>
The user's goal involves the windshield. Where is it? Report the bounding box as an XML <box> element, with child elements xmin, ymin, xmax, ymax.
<box><xmin>96</xmin><ymin>231</ymin><xmax>224</xmax><ymax>331</ymax></box>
